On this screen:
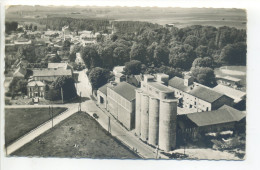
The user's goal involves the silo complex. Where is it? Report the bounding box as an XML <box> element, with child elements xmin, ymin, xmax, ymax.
<box><xmin>148</xmin><ymin>97</ymin><xmax>160</xmax><ymax>146</ymax></box>
<box><xmin>135</xmin><ymin>74</ymin><xmax>177</xmax><ymax>152</ymax></box>
<box><xmin>135</xmin><ymin>89</ymin><xmax>142</xmax><ymax>137</ymax></box>
<box><xmin>140</xmin><ymin>93</ymin><xmax>149</xmax><ymax>141</ymax></box>
<box><xmin>159</xmin><ymin>99</ymin><xmax>177</xmax><ymax>152</ymax></box>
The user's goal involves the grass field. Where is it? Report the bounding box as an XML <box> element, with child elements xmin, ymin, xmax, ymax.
<box><xmin>5</xmin><ymin>107</ymin><xmax>67</xmax><ymax>145</ymax></box>
<box><xmin>12</xmin><ymin>112</ymin><xmax>140</xmax><ymax>159</ymax></box>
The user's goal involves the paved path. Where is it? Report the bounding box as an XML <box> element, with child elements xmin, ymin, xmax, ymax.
<box><xmin>6</xmin><ymin>105</ymin><xmax>79</xmax><ymax>155</ymax></box>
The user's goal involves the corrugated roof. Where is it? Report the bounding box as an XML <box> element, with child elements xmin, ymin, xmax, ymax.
<box><xmin>189</xmin><ymin>86</ymin><xmax>224</xmax><ymax>103</ymax></box>
<box><xmin>213</xmin><ymin>84</ymin><xmax>246</xmax><ymax>102</ymax></box>
<box><xmin>168</xmin><ymin>77</ymin><xmax>190</xmax><ymax>92</ymax></box>
<box><xmin>27</xmin><ymin>81</ymin><xmax>45</xmax><ymax>87</ymax></box>
<box><xmin>187</xmin><ymin>105</ymin><xmax>246</xmax><ymax>127</ymax></box>
<box><xmin>98</xmin><ymin>83</ymin><xmax>108</xmax><ymax>95</ymax></box>
<box><xmin>33</xmin><ymin>68</ymin><xmax>72</xmax><ymax>77</ymax></box>
<box><xmin>108</xmin><ymin>82</ymin><xmax>137</xmax><ymax>101</ymax></box>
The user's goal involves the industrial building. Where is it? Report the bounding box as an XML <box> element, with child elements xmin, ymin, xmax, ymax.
<box><xmin>135</xmin><ymin>74</ymin><xmax>178</xmax><ymax>151</ymax></box>
<box><xmin>97</xmin><ymin>81</ymin><xmax>137</xmax><ymax>130</ymax></box>
<box><xmin>168</xmin><ymin>76</ymin><xmax>234</xmax><ymax>113</ymax></box>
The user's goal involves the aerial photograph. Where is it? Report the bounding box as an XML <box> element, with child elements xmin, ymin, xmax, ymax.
<box><xmin>4</xmin><ymin>6</ymin><xmax>246</xmax><ymax>160</ymax></box>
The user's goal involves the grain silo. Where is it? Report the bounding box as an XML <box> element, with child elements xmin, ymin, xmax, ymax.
<box><xmin>148</xmin><ymin>96</ymin><xmax>160</xmax><ymax>146</ymax></box>
<box><xmin>135</xmin><ymin>89</ymin><xmax>142</xmax><ymax>137</ymax></box>
<box><xmin>158</xmin><ymin>99</ymin><xmax>178</xmax><ymax>151</ymax></box>
<box><xmin>140</xmin><ymin>93</ymin><xmax>149</xmax><ymax>141</ymax></box>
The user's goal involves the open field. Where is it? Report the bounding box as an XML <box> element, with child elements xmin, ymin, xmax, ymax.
<box><xmin>6</xmin><ymin>6</ymin><xmax>246</xmax><ymax>29</ymax></box>
<box><xmin>5</xmin><ymin>107</ymin><xmax>67</xmax><ymax>145</ymax></box>
<box><xmin>11</xmin><ymin>112</ymin><xmax>140</xmax><ymax>159</ymax></box>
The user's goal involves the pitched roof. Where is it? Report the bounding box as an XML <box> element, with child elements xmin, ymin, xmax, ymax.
<box><xmin>27</xmin><ymin>81</ymin><xmax>45</xmax><ymax>87</ymax></box>
<box><xmin>33</xmin><ymin>68</ymin><xmax>72</xmax><ymax>77</ymax></box>
<box><xmin>217</xmin><ymin>75</ymin><xmax>241</xmax><ymax>82</ymax></box>
<box><xmin>98</xmin><ymin>84</ymin><xmax>108</xmax><ymax>95</ymax></box>
<box><xmin>189</xmin><ymin>86</ymin><xmax>224</xmax><ymax>103</ymax></box>
<box><xmin>108</xmin><ymin>82</ymin><xmax>137</xmax><ymax>101</ymax></box>
<box><xmin>13</xmin><ymin>67</ymin><xmax>26</xmax><ymax>77</ymax></box>
<box><xmin>48</xmin><ymin>63</ymin><xmax>68</xmax><ymax>69</ymax></box>
<box><xmin>186</xmin><ymin>105</ymin><xmax>246</xmax><ymax>127</ymax></box>
<box><xmin>168</xmin><ymin>77</ymin><xmax>190</xmax><ymax>92</ymax></box>
<box><xmin>213</xmin><ymin>84</ymin><xmax>246</xmax><ymax>103</ymax></box>
<box><xmin>148</xmin><ymin>82</ymin><xmax>174</xmax><ymax>93</ymax></box>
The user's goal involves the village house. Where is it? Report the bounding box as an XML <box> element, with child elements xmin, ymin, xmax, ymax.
<box><xmin>168</xmin><ymin>76</ymin><xmax>234</xmax><ymax>113</ymax></box>
<box><xmin>113</xmin><ymin>66</ymin><xmax>125</xmax><ymax>75</ymax></box>
<box><xmin>32</xmin><ymin>68</ymin><xmax>72</xmax><ymax>82</ymax></box>
<box><xmin>27</xmin><ymin>80</ymin><xmax>46</xmax><ymax>98</ymax></box>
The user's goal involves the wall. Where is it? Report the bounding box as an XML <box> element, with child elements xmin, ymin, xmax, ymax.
<box><xmin>212</xmin><ymin>95</ymin><xmax>234</xmax><ymax>110</ymax></box>
<box><xmin>97</xmin><ymin>90</ymin><xmax>107</xmax><ymax>109</ymax></box>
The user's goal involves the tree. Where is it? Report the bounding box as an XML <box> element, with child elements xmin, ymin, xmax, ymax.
<box><xmin>192</xmin><ymin>57</ymin><xmax>214</xmax><ymax>68</ymax></box>
<box><xmin>49</xmin><ymin>54</ymin><xmax>62</xmax><ymax>63</ymax></box>
<box><xmin>9</xmin><ymin>77</ymin><xmax>28</xmax><ymax>96</ymax></box>
<box><xmin>183</xmin><ymin>35</ymin><xmax>199</xmax><ymax>48</ymax></box>
<box><xmin>88</xmin><ymin>67</ymin><xmax>111</xmax><ymax>93</ymax></box>
<box><xmin>218</xmin><ymin>42</ymin><xmax>247</xmax><ymax>66</ymax></box>
<box><xmin>130</xmin><ymin>42</ymin><xmax>147</xmax><ymax>63</ymax></box>
<box><xmin>33</xmin><ymin>25</ymin><xmax>37</xmax><ymax>31</ymax></box>
<box><xmin>195</xmin><ymin>45</ymin><xmax>208</xmax><ymax>58</ymax></box>
<box><xmin>153</xmin><ymin>45</ymin><xmax>169</xmax><ymax>66</ymax></box>
<box><xmin>81</xmin><ymin>45</ymin><xmax>101</xmax><ymax>69</ymax></box>
<box><xmin>158</xmin><ymin>66</ymin><xmax>183</xmax><ymax>79</ymax></box>
<box><xmin>169</xmin><ymin>44</ymin><xmax>196</xmax><ymax>70</ymax></box>
<box><xmin>190</xmin><ymin>67</ymin><xmax>216</xmax><ymax>87</ymax></box>
<box><xmin>124</xmin><ymin>60</ymin><xmax>142</xmax><ymax>75</ymax></box>
<box><xmin>63</xmin><ymin>40</ymin><xmax>71</xmax><ymax>51</ymax></box>
<box><xmin>51</xmin><ymin>76</ymin><xmax>77</xmax><ymax>101</ymax></box>
<box><xmin>113</xmin><ymin>46</ymin><xmax>129</xmax><ymax>66</ymax></box>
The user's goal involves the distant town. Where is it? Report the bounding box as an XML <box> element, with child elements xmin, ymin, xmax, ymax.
<box><xmin>4</xmin><ymin>6</ymin><xmax>246</xmax><ymax>160</ymax></box>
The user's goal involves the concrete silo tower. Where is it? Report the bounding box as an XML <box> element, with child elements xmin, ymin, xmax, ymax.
<box><xmin>135</xmin><ymin>89</ymin><xmax>142</xmax><ymax>137</ymax></box>
<box><xmin>158</xmin><ymin>99</ymin><xmax>178</xmax><ymax>152</ymax></box>
<box><xmin>148</xmin><ymin>96</ymin><xmax>160</xmax><ymax>146</ymax></box>
<box><xmin>140</xmin><ymin>93</ymin><xmax>149</xmax><ymax>141</ymax></box>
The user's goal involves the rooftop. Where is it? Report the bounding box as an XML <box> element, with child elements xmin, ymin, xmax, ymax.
<box><xmin>217</xmin><ymin>75</ymin><xmax>241</xmax><ymax>82</ymax></box>
<box><xmin>213</xmin><ymin>84</ymin><xmax>246</xmax><ymax>103</ymax></box>
<box><xmin>98</xmin><ymin>83</ymin><xmax>108</xmax><ymax>95</ymax></box>
<box><xmin>148</xmin><ymin>82</ymin><xmax>174</xmax><ymax>93</ymax></box>
<box><xmin>27</xmin><ymin>81</ymin><xmax>45</xmax><ymax>87</ymax></box>
<box><xmin>108</xmin><ymin>82</ymin><xmax>137</xmax><ymax>101</ymax></box>
<box><xmin>48</xmin><ymin>63</ymin><xmax>68</xmax><ymax>69</ymax></box>
<box><xmin>186</xmin><ymin>105</ymin><xmax>246</xmax><ymax>127</ymax></box>
<box><xmin>168</xmin><ymin>77</ymin><xmax>190</xmax><ymax>92</ymax></box>
<box><xmin>189</xmin><ymin>86</ymin><xmax>224</xmax><ymax>103</ymax></box>
<box><xmin>33</xmin><ymin>68</ymin><xmax>72</xmax><ymax>77</ymax></box>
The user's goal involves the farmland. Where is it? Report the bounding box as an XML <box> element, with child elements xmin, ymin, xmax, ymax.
<box><xmin>6</xmin><ymin>6</ymin><xmax>246</xmax><ymax>29</ymax></box>
<box><xmin>5</xmin><ymin>107</ymin><xmax>67</xmax><ymax>145</ymax></box>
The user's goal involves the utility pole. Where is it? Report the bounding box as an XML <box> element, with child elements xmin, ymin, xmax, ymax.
<box><xmin>52</xmin><ymin>105</ymin><xmax>54</xmax><ymax>128</ymax></box>
<box><xmin>108</xmin><ymin>116</ymin><xmax>111</xmax><ymax>133</ymax></box>
<box><xmin>155</xmin><ymin>145</ymin><xmax>159</xmax><ymax>159</ymax></box>
<box><xmin>78</xmin><ymin>92</ymin><xmax>81</xmax><ymax>112</ymax></box>
<box><xmin>61</xmin><ymin>87</ymin><xmax>64</xmax><ymax>104</ymax></box>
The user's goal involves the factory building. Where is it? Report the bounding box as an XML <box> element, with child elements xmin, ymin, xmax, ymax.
<box><xmin>106</xmin><ymin>82</ymin><xmax>137</xmax><ymax>130</ymax></box>
<box><xmin>135</xmin><ymin>74</ymin><xmax>178</xmax><ymax>151</ymax></box>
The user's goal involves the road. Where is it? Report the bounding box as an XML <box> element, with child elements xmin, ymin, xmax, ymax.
<box><xmin>6</xmin><ymin>69</ymin><xmax>168</xmax><ymax>159</ymax></box>
<box><xmin>76</xmin><ymin>69</ymin><xmax>168</xmax><ymax>159</ymax></box>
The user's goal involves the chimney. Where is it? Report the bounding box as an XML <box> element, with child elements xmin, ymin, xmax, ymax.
<box><xmin>184</xmin><ymin>75</ymin><xmax>194</xmax><ymax>86</ymax></box>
